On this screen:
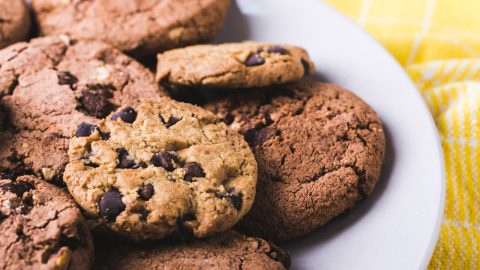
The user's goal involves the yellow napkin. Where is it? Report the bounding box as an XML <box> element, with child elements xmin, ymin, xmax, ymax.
<box><xmin>325</xmin><ymin>0</ymin><xmax>480</xmax><ymax>269</ymax></box>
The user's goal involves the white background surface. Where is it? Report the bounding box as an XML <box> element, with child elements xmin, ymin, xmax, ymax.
<box><xmin>217</xmin><ymin>1</ymin><xmax>445</xmax><ymax>269</ymax></box>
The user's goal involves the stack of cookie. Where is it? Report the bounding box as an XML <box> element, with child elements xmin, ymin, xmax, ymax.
<box><xmin>0</xmin><ymin>1</ymin><xmax>385</xmax><ymax>269</ymax></box>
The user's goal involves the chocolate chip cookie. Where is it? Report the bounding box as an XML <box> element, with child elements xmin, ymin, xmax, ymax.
<box><xmin>0</xmin><ymin>0</ymin><xmax>31</xmax><ymax>49</ymax></box>
<box><xmin>94</xmin><ymin>231</ymin><xmax>290</xmax><ymax>270</ymax></box>
<box><xmin>0</xmin><ymin>36</ymin><xmax>166</xmax><ymax>183</ymax></box>
<box><xmin>0</xmin><ymin>175</ymin><xmax>94</xmax><ymax>270</ymax></box>
<box><xmin>204</xmin><ymin>80</ymin><xmax>386</xmax><ymax>241</ymax></box>
<box><xmin>64</xmin><ymin>100</ymin><xmax>257</xmax><ymax>241</ymax></box>
<box><xmin>156</xmin><ymin>42</ymin><xmax>315</xmax><ymax>89</ymax></box>
<box><xmin>32</xmin><ymin>0</ymin><xmax>230</xmax><ymax>58</ymax></box>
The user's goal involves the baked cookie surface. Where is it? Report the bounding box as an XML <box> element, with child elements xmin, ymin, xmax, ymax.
<box><xmin>0</xmin><ymin>0</ymin><xmax>30</xmax><ymax>49</ymax></box>
<box><xmin>204</xmin><ymin>80</ymin><xmax>385</xmax><ymax>241</ymax></box>
<box><xmin>94</xmin><ymin>231</ymin><xmax>290</xmax><ymax>270</ymax></box>
<box><xmin>156</xmin><ymin>42</ymin><xmax>315</xmax><ymax>89</ymax></box>
<box><xmin>64</xmin><ymin>100</ymin><xmax>257</xmax><ymax>241</ymax></box>
<box><xmin>0</xmin><ymin>175</ymin><xmax>94</xmax><ymax>270</ymax></box>
<box><xmin>32</xmin><ymin>0</ymin><xmax>230</xmax><ymax>57</ymax></box>
<box><xmin>0</xmin><ymin>36</ymin><xmax>165</xmax><ymax>182</ymax></box>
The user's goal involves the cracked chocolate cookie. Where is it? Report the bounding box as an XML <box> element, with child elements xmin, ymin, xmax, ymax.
<box><xmin>0</xmin><ymin>0</ymin><xmax>30</xmax><ymax>49</ymax></box>
<box><xmin>32</xmin><ymin>0</ymin><xmax>230</xmax><ymax>58</ymax></box>
<box><xmin>0</xmin><ymin>175</ymin><xmax>94</xmax><ymax>270</ymax></box>
<box><xmin>64</xmin><ymin>100</ymin><xmax>257</xmax><ymax>241</ymax></box>
<box><xmin>156</xmin><ymin>42</ymin><xmax>315</xmax><ymax>89</ymax></box>
<box><xmin>0</xmin><ymin>36</ymin><xmax>166</xmax><ymax>183</ymax></box>
<box><xmin>204</xmin><ymin>80</ymin><xmax>385</xmax><ymax>241</ymax></box>
<box><xmin>94</xmin><ymin>230</ymin><xmax>290</xmax><ymax>270</ymax></box>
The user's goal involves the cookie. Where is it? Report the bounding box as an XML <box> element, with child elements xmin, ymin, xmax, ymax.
<box><xmin>0</xmin><ymin>36</ymin><xmax>166</xmax><ymax>183</ymax></box>
<box><xmin>64</xmin><ymin>100</ymin><xmax>257</xmax><ymax>241</ymax></box>
<box><xmin>0</xmin><ymin>0</ymin><xmax>31</xmax><ymax>49</ymax></box>
<box><xmin>204</xmin><ymin>80</ymin><xmax>386</xmax><ymax>241</ymax></box>
<box><xmin>156</xmin><ymin>42</ymin><xmax>315</xmax><ymax>89</ymax></box>
<box><xmin>94</xmin><ymin>231</ymin><xmax>290</xmax><ymax>270</ymax></box>
<box><xmin>32</xmin><ymin>0</ymin><xmax>230</xmax><ymax>57</ymax></box>
<box><xmin>0</xmin><ymin>175</ymin><xmax>94</xmax><ymax>270</ymax></box>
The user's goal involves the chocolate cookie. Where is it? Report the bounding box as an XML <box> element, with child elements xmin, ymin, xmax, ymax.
<box><xmin>156</xmin><ymin>42</ymin><xmax>315</xmax><ymax>89</ymax></box>
<box><xmin>0</xmin><ymin>36</ymin><xmax>166</xmax><ymax>183</ymax></box>
<box><xmin>0</xmin><ymin>175</ymin><xmax>94</xmax><ymax>270</ymax></box>
<box><xmin>204</xmin><ymin>80</ymin><xmax>386</xmax><ymax>241</ymax></box>
<box><xmin>64</xmin><ymin>100</ymin><xmax>257</xmax><ymax>241</ymax></box>
<box><xmin>0</xmin><ymin>0</ymin><xmax>31</xmax><ymax>49</ymax></box>
<box><xmin>94</xmin><ymin>231</ymin><xmax>290</xmax><ymax>270</ymax></box>
<box><xmin>32</xmin><ymin>0</ymin><xmax>230</xmax><ymax>57</ymax></box>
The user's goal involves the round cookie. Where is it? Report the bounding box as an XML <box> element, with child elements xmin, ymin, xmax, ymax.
<box><xmin>204</xmin><ymin>80</ymin><xmax>386</xmax><ymax>241</ymax></box>
<box><xmin>0</xmin><ymin>0</ymin><xmax>31</xmax><ymax>49</ymax></box>
<box><xmin>94</xmin><ymin>231</ymin><xmax>290</xmax><ymax>270</ymax></box>
<box><xmin>0</xmin><ymin>36</ymin><xmax>166</xmax><ymax>183</ymax></box>
<box><xmin>0</xmin><ymin>175</ymin><xmax>94</xmax><ymax>270</ymax></box>
<box><xmin>156</xmin><ymin>42</ymin><xmax>315</xmax><ymax>89</ymax></box>
<box><xmin>32</xmin><ymin>0</ymin><xmax>230</xmax><ymax>57</ymax></box>
<box><xmin>64</xmin><ymin>100</ymin><xmax>257</xmax><ymax>241</ymax></box>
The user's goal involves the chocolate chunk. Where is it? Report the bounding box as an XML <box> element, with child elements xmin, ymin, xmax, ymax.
<box><xmin>57</xmin><ymin>71</ymin><xmax>78</xmax><ymax>87</ymax></box>
<box><xmin>100</xmin><ymin>131</ymin><xmax>111</xmax><ymax>140</ymax></box>
<box><xmin>75</xmin><ymin>123</ymin><xmax>97</xmax><ymax>137</ymax></box>
<box><xmin>151</xmin><ymin>151</ymin><xmax>179</xmax><ymax>171</ymax></box>
<box><xmin>267</xmin><ymin>46</ymin><xmax>289</xmax><ymax>55</ymax></box>
<box><xmin>116</xmin><ymin>148</ymin><xmax>136</xmax><ymax>169</ymax></box>
<box><xmin>229</xmin><ymin>193</ymin><xmax>243</xmax><ymax>211</ymax></box>
<box><xmin>183</xmin><ymin>162</ymin><xmax>205</xmax><ymax>182</ymax></box>
<box><xmin>301</xmin><ymin>58</ymin><xmax>310</xmax><ymax>76</ymax></box>
<box><xmin>0</xmin><ymin>182</ymin><xmax>34</xmax><ymax>197</ymax></box>
<box><xmin>160</xmin><ymin>115</ymin><xmax>182</xmax><ymax>128</ymax></box>
<box><xmin>99</xmin><ymin>189</ymin><xmax>125</xmax><ymax>222</ymax></box>
<box><xmin>222</xmin><ymin>113</ymin><xmax>235</xmax><ymax>125</ymax></box>
<box><xmin>133</xmin><ymin>162</ymin><xmax>148</xmax><ymax>169</ymax></box>
<box><xmin>140</xmin><ymin>209</ymin><xmax>149</xmax><ymax>221</ymax></box>
<box><xmin>111</xmin><ymin>107</ymin><xmax>137</xmax><ymax>123</ymax></box>
<box><xmin>78</xmin><ymin>89</ymin><xmax>115</xmax><ymax>118</ymax></box>
<box><xmin>138</xmin><ymin>184</ymin><xmax>154</xmax><ymax>201</ymax></box>
<box><xmin>245</xmin><ymin>53</ymin><xmax>265</xmax><ymax>66</ymax></box>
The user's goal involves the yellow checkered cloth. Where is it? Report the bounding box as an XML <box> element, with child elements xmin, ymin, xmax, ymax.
<box><xmin>325</xmin><ymin>0</ymin><xmax>480</xmax><ymax>269</ymax></box>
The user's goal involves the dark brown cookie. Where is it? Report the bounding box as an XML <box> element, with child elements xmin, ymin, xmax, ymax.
<box><xmin>0</xmin><ymin>35</ymin><xmax>166</xmax><ymax>183</ymax></box>
<box><xmin>203</xmin><ymin>80</ymin><xmax>386</xmax><ymax>241</ymax></box>
<box><xmin>93</xmin><ymin>231</ymin><xmax>290</xmax><ymax>270</ymax></box>
<box><xmin>0</xmin><ymin>175</ymin><xmax>94</xmax><ymax>270</ymax></box>
<box><xmin>0</xmin><ymin>0</ymin><xmax>31</xmax><ymax>49</ymax></box>
<box><xmin>32</xmin><ymin>0</ymin><xmax>230</xmax><ymax>58</ymax></box>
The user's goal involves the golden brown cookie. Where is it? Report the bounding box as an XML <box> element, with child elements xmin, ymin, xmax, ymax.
<box><xmin>64</xmin><ymin>100</ymin><xmax>257</xmax><ymax>241</ymax></box>
<box><xmin>156</xmin><ymin>42</ymin><xmax>315</xmax><ymax>89</ymax></box>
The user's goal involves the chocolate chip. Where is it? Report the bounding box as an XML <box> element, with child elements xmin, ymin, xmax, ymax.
<box><xmin>215</xmin><ymin>190</ymin><xmax>243</xmax><ymax>211</ymax></box>
<box><xmin>99</xmin><ymin>189</ymin><xmax>125</xmax><ymax>222</ymax></box>
<box><xmin>111</xmin><ymin>107</ymin><xmax>137</xmax><ymax>123</ymax></box>
<box><xmin>183</xmin><ymin>162</ymin><xmax>205</xmax><ymax>182</ymax></box>
<box><xmin>138</xmin><ymin>184</ymin><xmax>154</xmax><ymax>201</ymax></box>
<box><xmin>301</xmin><ymin>58</ymin><xmax>311</xmax><ymax>76</ymax></box>
<box><xmin>267</xmin><ymin>46</ymin><xmax>289</xmax><ymax>55</ymax></box>
<box><xmin>116</xmin><ymin>148</ymin><xmax>136</xmax><ymax>169</ymax></box>
<box><xmin>100</xmin><ymin>131</ymin><xmax>110</xmax><ymax>140</ymax></box>
<box><xmin>75</xmin><ymin>123</ymin><xmax>97</xmax><ymax>137</ymax></box>
<box><xmin>245</xmin><ymin>53</ymin><xmax>265</xmax><ymax>66</ymax></box>
<box><xmin>222</xmin><ymin>113</ymin><xmax>235</xmax><ymax>125</ymax></box>
<box><xmin>0</xmin><ymin>182</ymin><xmax>34</xmax><ymax>197</ymax></box>
<box><xmin>160</xmin><ymin>115</ymin><xmax>182</xmax><ymax>128</ymax></box>
<box><xmin>57</xmin><ymin>71</ymin><xmax>78</xmax><ymax>87</ymax></box>
<box><xmin>151</xmin><ymin>151</ymin><xmax>179</xmax><ymax>171</ymax></box>
<box><xmin>132</xmin><ymin>162</ymin><xmax>148</xmax><ymax>169</ymax></box>
<box><xmin>140</xmin><ymin>209</ymin><xmax>149</xmax><ymax>221</ymax></box>
<box><xmin>229</xmin><ymin>193</ymin><xmax>243</xmax><ymax>211</ymax></box>
<box><xmin>78</xmin><ymin>89</ymin><xmax>115</xmax><ymax>118</ymax></box>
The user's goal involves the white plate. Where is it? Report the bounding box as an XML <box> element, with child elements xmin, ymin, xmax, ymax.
<box><xmin>217</xmin><ymin>1</ymin><xmax>445</xmax><ymax>269</ymax></box>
